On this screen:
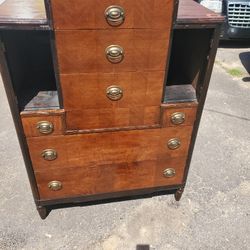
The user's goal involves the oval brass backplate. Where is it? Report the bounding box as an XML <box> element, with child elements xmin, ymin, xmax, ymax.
<box><xmin>163</xmin><ymin>168</ymin><xmax>176</xmax><ymax>178</ymax></box>
<box><xmin>167</xmin><ymin>138</ymin><xmax>181</xmax><ymax>150</ymax></box>
<box><xmin>171</xmin><ymin>112</ymin><xmax>185</xmax><ymax>125</ymax></box>
<box><xmin>41</xmin><ymin>149</ymin><xmax>57</xmax><ymax>161</ymax></box>
<box><xmin>105</xmin><ymin>45</ymin><xmax>124</xmax><ymax>63</ymax></box>
<box><xmin>106</xmin><ymin>85</ymin><xmax>123</xmax><ymax>101</ymax></box>
<box><xmin>105</xmin><ymin>5</ymin><xmax>125</xmax><ymax>26</ymax></box>
<box><xmin>48</xmin><ymin>181</ymin><xmax>62</xmax><ymax>191</ymax></box>
<box><xmin>36</xmin><ymin>121</ymin><xmax>54</xmax><ymax>134</ymax></box>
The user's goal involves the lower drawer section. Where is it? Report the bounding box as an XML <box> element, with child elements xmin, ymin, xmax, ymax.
<box><xmin>36</xmin><ymin>156</ymin><xmax>187</xmax><ymax>200</ymax></box>
<box><xmin>27</xmin><ymin>127</ymin><xmax>193</xmax><ymax>171</ymax></box>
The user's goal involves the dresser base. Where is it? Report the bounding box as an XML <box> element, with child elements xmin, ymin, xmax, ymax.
<box><xmin>36</xmin><ymin>185</ymin><xmax>183</xmax><ymax>219</ymax></box>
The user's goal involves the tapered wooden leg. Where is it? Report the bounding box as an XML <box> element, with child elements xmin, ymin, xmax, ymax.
<box><xmin>174</xmin><ymin>187</ymin><xmax>184</xmax><ymax>201</ymax></box>
<box><xmin>37</xmin><ymin>206</ymin><xmax>49</xmax><ymax>220</ymax></box>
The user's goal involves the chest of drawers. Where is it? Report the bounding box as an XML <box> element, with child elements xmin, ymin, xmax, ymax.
<box><xmin>0</xmin><ymin>0</ymin><xmax>223</xmax><ymax>219</ymax></box>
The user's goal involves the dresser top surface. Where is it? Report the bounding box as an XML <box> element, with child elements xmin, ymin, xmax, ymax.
<box><xmin>0</xmin><ymin>0</ymin><xmax>223</xmax><ymax>29</ymax></box>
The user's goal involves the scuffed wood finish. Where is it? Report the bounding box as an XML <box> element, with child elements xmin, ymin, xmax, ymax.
<box><xmin>49</xmin><ymin>0</ymin><xmax>174</xmax><ymax>30</ymax></box>
<box><xmin>0</xmin><ymin>0</ymin><xmax>47</xmax><ymax>25</ymax></box>
<box><xmin>55</xmin><ymin>29</ymin><xmax>170</xmax><ymax>74</ymax></box>
<box><xmin>161</xmin><ymin>102</ymin><xmax>198</xmax><ymax>127</ymax></box>
<box><xmin>36</xmin><ymin>156</ymin><xmax>187</xmax><ymax>199</ymax></box>
<box><xmin>66</xmin><ymin>107</ymin><xmax>161</xmax><ymax>131</ymax></box>
<box><xmin>61</xmin><ymin>71</ymin><xmax>164</xmax><ymax>130</ymax></box>
<box><xmin>177</xmin><ymin>0</ymin><xmax>224</xmax><ymax>25</ymax></box>
<box><xmin>27</xmin><ymin>126</ymin><xmax>193</xmax><ymax>171</ymax></box>
<box><xmin>21</xmin><ymin>110</ymin><xmax>64</xmax><ymax>137</ymax></box>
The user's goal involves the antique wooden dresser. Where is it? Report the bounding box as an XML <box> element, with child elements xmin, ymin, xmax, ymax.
<box><xmin>0</xmin><ymin>0</ymin><xmax>223</xmax><ymax>219</ymax></box>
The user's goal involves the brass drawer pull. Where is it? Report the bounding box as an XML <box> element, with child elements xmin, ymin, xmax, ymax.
<box><xmin>41</xmin><ymin>149</ymin><xmax>57</xmax><ymax>161</ymax></box>
<box><xmin>171</xmin><ymin>112</ymin><xmax>185</xmax><ymax>125</ymax></box>
<box><xmin>163</xmin><ymin>168</ymin><xmax>176</xmax><ymax>178</ymax></box>
<box><xmin>48</xmin><ymin>181</ymin><xmax>62</xmax><ymax>191</ymax></box>
<box><xmin>36</xmin><ymin>121</ymin><xmax>54</xmax><ymax>134</ymax></box>
<box><xmin>105</xmin><ymin>5</ymin><xmax>125</xmax><ymax>27</ymax></box>
<box><xmin>168</xmin><ymin>138</ymin><xmax>181</xmax><ymax>150</ymax></box>
<box><xmin>106</xmin><ymin>45</ymin><xmax>124</xmax><ymax>63</ymax></box>
<box><xmin>106</xmin><ymin>85</ymin><xmax>123</xmax><ymax>101</ymax></box>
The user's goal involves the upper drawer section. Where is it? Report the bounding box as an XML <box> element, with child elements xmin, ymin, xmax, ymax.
<box><xmin>55</xmin><ymin>29</ymin><xmax>170</xmax><ymax>74</ymax></box>
<box><xmin>49</xmin><ymin>0</ymin><xmax>175</xmax><ymax>30</ymax></box>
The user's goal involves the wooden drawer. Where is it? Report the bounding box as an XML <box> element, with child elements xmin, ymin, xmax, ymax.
<box><xmin>27</xmin><ymin>127</ymin><xmax>193</xmax><ymax>171</ymax></box>
<box><xmin>36</xmin><ymin>156</ymin><xmax>186</xmax><ymax>200</ymax></box>
<box><xmin>61</xmin><ymin>71</ymin><xmax>164</xmax><ymax>130</ymax></box>
<box><xmin>50</xmin><ymin>0</ymin><xmax>174</xmax><ymax>30</ymax></box>
<box><xmin>55</xmin><ymin>29</ymin><xmax>170</xmax><ymax>74</ymax></box>
<box><xmin>21</xmin><ymin>111</ymin><xmax>64</xmax><ymax>137</ymax></box>
<box><xmin>161</xmin><ymin>103</ymin><xmax>198</xmax><ymax>127</ymax></box>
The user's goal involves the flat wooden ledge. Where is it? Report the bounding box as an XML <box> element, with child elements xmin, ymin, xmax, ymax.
<box><xmin>0</xmin><ymin>0</ymin><xmax>47</xmax><ymax>28</ymax></box>
<box><xmin>0</xmin><ymin>0</ymin><xmax>224</xmax><ymax>29</ymax></box>
<box><xmin>177</xmin><ymin>0</ymin><xmax>224</xmax><ymax>25</ymax></box>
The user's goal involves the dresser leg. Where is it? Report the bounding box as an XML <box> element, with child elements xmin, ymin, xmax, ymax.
<box><xmin>37</xmin><ymin>206</ymin><xmax>49</xmax><ymax>220</ymax></box>
<box><xmin>174</xmin><ymin>187</ymin><xmax>184</xmax><ymax>201</ymax></box>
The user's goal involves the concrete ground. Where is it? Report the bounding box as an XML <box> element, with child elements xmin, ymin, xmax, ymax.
<box><xmin>0</xmin><ymin>44</ymin><xmax>249</xmax><ymax>250</ymax></box>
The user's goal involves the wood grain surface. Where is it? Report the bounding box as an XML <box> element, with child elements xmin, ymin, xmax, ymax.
<box><xmin>161</xmin><ymin>102</ymin><xmax>198</xmax><ymax>127</ymax></box>
<box><xmin>177</xmin><ymin>0</ymin><xmax>224</xmax><ymax>24</ymax></box>
<box><xmin>21</xmin><ymin>110</ymin><xmax>64</xmax><ymax>137</ymax></box>
<box><xmin>35</xmin><ymin>156</ymin><xmax>187</xmax><ymax>199</ymax></box>
<box><xmin>55</xmin><ymin>29</ymin><xmax>170</xmax><ymax>74</ymax></box>
<box><xmin>0</xmin><ymin>0</ymin><xmax>46</xmax><ymax>24</ymax></box>
<box><xmin>60</xmin><ymin>71</ymin><xmax>164</xmax><ymax>130</ymax></box>
<box><xmin>27</xmin><ymin>126</ymin><xmax>193</xmax><ymax>171</ymax></box>
<box><xmin>49</xmin><ymin>0</ymin><xmax>174</xmax><ymax>30</ymax></box>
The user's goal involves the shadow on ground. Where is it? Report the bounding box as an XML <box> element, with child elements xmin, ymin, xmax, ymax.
<box><xmin>239</xmin><ymin>52</ymin><xmax>250</xmax><ymax>82</ymax></box>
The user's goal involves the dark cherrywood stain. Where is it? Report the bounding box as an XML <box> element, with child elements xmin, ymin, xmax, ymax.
<box><xmin>0</xmin><ymin>0</ymin><xmax>224</xmax><ymax>218</ymax></box>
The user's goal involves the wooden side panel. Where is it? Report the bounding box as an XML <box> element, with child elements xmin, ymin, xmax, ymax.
<box><xmin>50</xmin><ymin>0</ymin><xmax>174</xmax><ymax>30</ymax></box>
<box><xmin>27</xmin><ymin>127</ymin><xmax>193</xmax><ymax>171</ymax></box>
<box><xmin>61</xmin><ymin>71</ymin><xmax>164</xmax><ymax>130</ymax></box>
<box><xmin>21</xmin><ymin>110</ymin><xmax>64</xmax><ymax>137</ymax></box>
<box><xmin>55</xmin><ymin>29</ymin><xmax>170</xmax><ymax>74</ymax></box>
<box><xmin>36</xmin><ymin>156</ymin><xmax>186</xmax><ymax>200</ymax></box>
<box><xmin>161</xmin><ymin>103</ymin><xmax>198</xmax><ymax>127</ymax></box>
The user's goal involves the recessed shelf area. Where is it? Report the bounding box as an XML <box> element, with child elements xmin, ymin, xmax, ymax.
<box><xmin>23</xmin><ymin>91</ymin><xmax>59</xmax><ymax>111</ymax></box>
<box><xmin>3</xmin><ymin>30</ymin><xmax>58</xmax><ymax>111</ymax></box>
<box><xmin>164</xmin><ymin>85</ymin><xmax>196</xmax><ymax>103</ymax></box>
<box><xmin>166</xmin><ymin>28</ymin><xmax>213</xmax><ymax>103</ymax></box>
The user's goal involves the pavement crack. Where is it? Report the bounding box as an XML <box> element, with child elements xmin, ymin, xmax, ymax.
<box><xmin>204</xmin><ymin>108</ymin><xmax>250</xmax><ymax>121</ymax></box>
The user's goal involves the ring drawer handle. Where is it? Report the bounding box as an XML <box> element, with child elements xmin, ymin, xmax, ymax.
<box><xmin>171</xmin><ymin>112</ymin><xmax>186</xmax><ymax>125</ymax></box>
<box><xmin>36</xmin><ymin>121</ymin><xmax>54</xmax><ymax>134</ymax></box>
<box><xmin>105</xmin><ymin>5</ymin><xmax>125</xmax><ymax>26</ymax></box>
<box><xmin>105</xmin><ymin>45</ymin><xmax>124</xmax><ymax>63</ymax></box>
<box><xmin>42</xmin><ymin>149</ymin><xmax>57</xmax><ymax>161</ymax></box>
<box><xmin>48</xmin><ymin>181</ymin><xmax>62</xmax><ymax>191</ymax></box>
<box><xmin>106</xmin><ymin>85</ymin><xmax>123</xmax><ymax>101</ymax></box>
<box><xmin>167</xmin><ymin>138</ymin><xmax>181</xmax><ymax>150</ymax></box>
<box><xmin>163</xmin><ymin>168</ymin><xmax>176</xmax><ymax>178</ymax></box>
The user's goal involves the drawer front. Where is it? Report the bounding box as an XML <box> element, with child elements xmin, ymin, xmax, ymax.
<box><xmin>161</xmin><ymin>104</ymin><xmax>198</xmax><ymax>127</ymax></box>
<box><xmin>55</xmin><ymin>29</ymin><xmax>170</xmax><ymax>74</ymax></box>
<box><xmin>36</xmin><ymin>156</ymin><xmax>186</xmax><ymax>200</ymax></box>
<box><xmin>50</xmin><ymin>0</ymin><xmax>174</xmax><ymax>30</ymax></box>
<box><xmin>21</xmin><ymin>112</ymin><xmax>64</xmax><ymax>137</ymax></box>
<box><xmin>27</xmin><ymin>127</ymin><xmax>193</xmax><ymax>171</ymax></box>
<box><xmin>61</xmin><ymin>71</ymin><xmax>164</xmax><ymax>130</ymax></box>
